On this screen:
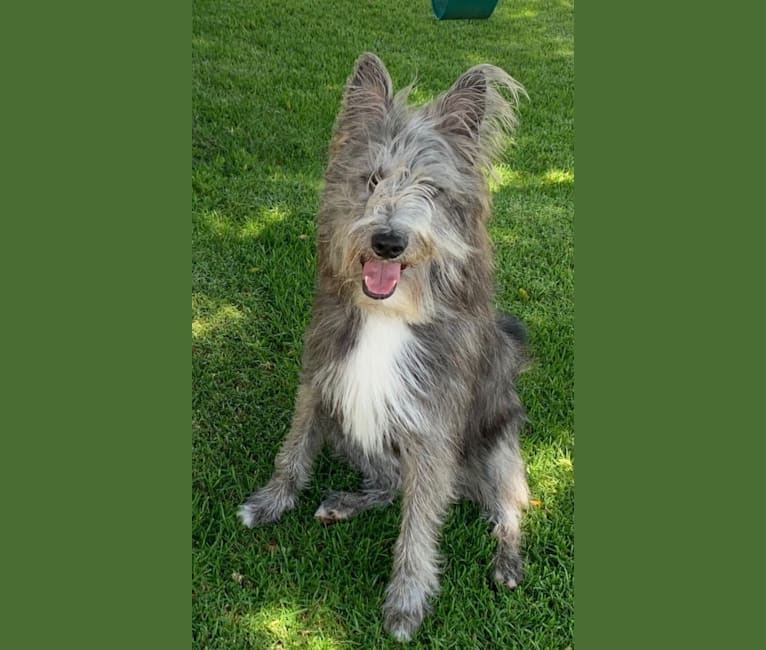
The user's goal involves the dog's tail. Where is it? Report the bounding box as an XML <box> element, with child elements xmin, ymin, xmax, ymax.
<box><xmin>496</xmin><ymin>311</ymin><xmax>527</xmax><ymax>347</ymax></box>
<box><xmin>496</xmin><ymin>311</ymin><xmax>531</xmax><ymax>376</ymax></box>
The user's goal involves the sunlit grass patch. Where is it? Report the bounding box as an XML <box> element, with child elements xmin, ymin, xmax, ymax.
<box><xmin>192</xmin><ymin>296</ymin><xmax>245</xmax><ymax>340</ymax></box>
<box><xmin>240</xmin><ymin>206</ymin><xmax>290</xmax><ymax>238</ymax></box>
<box><xmin>239</xmin><ymin>605</ymin><xmax>346</xmax><ymax>650</ymax></box>
<box><xmin>543</xmin><ymin>168</ymin><xmax>574</xmax><ymax>184</ymax></box>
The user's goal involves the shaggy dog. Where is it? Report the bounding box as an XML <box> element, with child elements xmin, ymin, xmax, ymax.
<box><xmin>239</xmin><ymin>53</ymin><xmax>530</xmax><ymax>641</ymax></box>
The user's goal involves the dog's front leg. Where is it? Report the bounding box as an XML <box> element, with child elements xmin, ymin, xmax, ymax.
<box><xmin>383</xmin><ymin>440</ymin><xmax>456</xmax><ymax>641</ymax></box>
<box><xmin>238</xmin><ymin>381</ymin><xmax>323</xmax><ymax>527</ymax></box>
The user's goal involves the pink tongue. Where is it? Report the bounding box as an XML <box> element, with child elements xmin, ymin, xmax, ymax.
<box><xmin>363</xmin><ymin>260</ymin><xmax>401</xmax><ymax>296</ymax></box>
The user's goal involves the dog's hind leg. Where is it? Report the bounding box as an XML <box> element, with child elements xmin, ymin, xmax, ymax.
<box><xmin>466</xmin><ymin>434</ymin><xmax>529</xmax><ymax>589</ymax></box>
<box><xmin>315</xmin><ymin>440</ymin><xmax>400</xmax><ymax>524</ymax></box>
<box><xmin>490</xmin><ymin>436</ymin><xmax>529</xmax><ymax>588</ymax></box>
<box><xmin>238</xmin><ymin>382</ymin><xmax>323</xmax><ymax>527</ymax></box>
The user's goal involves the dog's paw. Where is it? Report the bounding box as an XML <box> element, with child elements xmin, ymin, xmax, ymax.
<box><xmin>383</xmin><ymin>588</ymin><xmax>429</xmax><ymax>643</ymax></box>
<box><xmin>383</xmin><ymin>607</ymin><xmax>425</xmax><ymax>643</ymax></box>
<box><xmin>313</xmin><ymin>492</ymin><xmax>354</xmax><ymax>524</ymax></box>
<box><xmin>493</xmin><ymin>551</ymin><xmax>524</xmax><ymax>590</ymax></box>
<box><xmin>313</xmin><ymin>504</ymin><xmax>348</xmax><ymax>525</ymax></box>
<box><xmin>238</xmin><ymin>485</ymin><xmax>295</xmax><ymax>528</ymax></box>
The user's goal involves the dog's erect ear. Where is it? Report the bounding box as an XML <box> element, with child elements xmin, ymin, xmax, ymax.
<box><xmin>334</xmin><ymin>53</ymin><xmax>393</xmax><ymax>137</ymax></box>
<box><xmin>439</xmin><ymin>68</ymin><xmax>489</xmax><ymax>140</ymax></box>
<box><xmin>432</xmin><ymin>65</ymin><xmax>526</xmax><ymax>166</ymax></box>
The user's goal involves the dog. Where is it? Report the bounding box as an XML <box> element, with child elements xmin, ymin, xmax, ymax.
<box><xmin>239</xmin><ymin>53</ymin><xmax>530</xmax><ymax>641</ymax></box>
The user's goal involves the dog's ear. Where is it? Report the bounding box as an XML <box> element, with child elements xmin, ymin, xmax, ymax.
<box><xmin>439</xmin><ymin>68</ymin><xmax>489</xmax><ymax>141</ymax></box>
<box><xmin>433</xmin><ymin>65</ymin><xmax>526</xmax><ymax>166</ymax></box>
<box><xmin>335</xmin><ymin>53</ymin><xmax>393</xmax><ymax>135</ymax></box>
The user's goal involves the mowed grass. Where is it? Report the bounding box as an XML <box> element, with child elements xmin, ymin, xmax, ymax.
<box><xmin>192</xmin><ymin>0</ymin><xmax>573</xmax><ymax>647</ymax></box>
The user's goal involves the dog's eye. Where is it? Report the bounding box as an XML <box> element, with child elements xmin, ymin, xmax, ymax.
<box><xmin>365</xmin><ymin>171</ymin><xmax>382</xmax><ymax>193</ymax></box>
<box><xmin>423</xmin><ymin>181</ymin><xmax>443</xmax><ymax>197</ymax></box>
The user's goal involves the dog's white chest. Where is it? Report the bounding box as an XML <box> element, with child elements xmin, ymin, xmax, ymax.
<box><xmin>331</xmin><ymin>314</ymin><xmax>415</xmax><ymax>455</ymax></box>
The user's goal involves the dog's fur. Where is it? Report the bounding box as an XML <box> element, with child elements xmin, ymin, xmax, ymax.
<box><xmin>239</xmin><ymin>53</ymin><xmax>530</xmax><ymax>641</ymax></box>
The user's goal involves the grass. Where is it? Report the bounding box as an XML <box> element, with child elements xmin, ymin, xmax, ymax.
<box><xmin>192</xmin><ymin>0</ymin><xmax>573</xmax><ymax>647</ymax></box>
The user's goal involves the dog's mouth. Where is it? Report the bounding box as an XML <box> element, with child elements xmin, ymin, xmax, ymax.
<box><xmin>361</xmin><ymin>258</ymin><xmax>408</xmax><ymax>300</ymax></box>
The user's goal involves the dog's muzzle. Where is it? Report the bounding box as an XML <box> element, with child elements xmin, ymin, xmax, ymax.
<box><xmin>371</xmin><ymin>230</ymin><xmax>408</xmax><ymax>259</ymax></box>
<box><xmin>362</xmin><ymin>231</ymin><xmax>408</xmax><ymax>299</ymax></box>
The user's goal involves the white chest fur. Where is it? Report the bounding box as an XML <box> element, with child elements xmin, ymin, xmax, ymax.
<box><xmin>330</xmin><ymin>314</ymin><xmax>416</xmax><ymax>455</ymax></box>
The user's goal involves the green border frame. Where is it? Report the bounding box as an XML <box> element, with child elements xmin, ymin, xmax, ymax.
<box><xmin>576</xmin><ymin>2</ymin><xmax>761</xmax><ymax>648</ymax></box>
<box><xmin>3</xmin><ymin>0</ymin><xmax>761</xmax><ymax>647</ymax></box>
<box><xmin>2</xmin><ymin>1</ymin><xmax>189</xmax><ymax>648</ymax></box>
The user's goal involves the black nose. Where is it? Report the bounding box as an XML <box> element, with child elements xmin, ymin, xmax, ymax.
<box><xmin>371</xmin><ymin>230</ymin><xmax>408</xmax><ymax>259</ymax></box>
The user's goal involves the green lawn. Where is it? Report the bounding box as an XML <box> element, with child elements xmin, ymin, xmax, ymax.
<box><xmin>192</xmin><ymin>0</ymin><xmax>573</xmax><ymax>647</ymax></box>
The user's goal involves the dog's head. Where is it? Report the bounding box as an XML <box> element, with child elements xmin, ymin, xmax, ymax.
<box><xmin>318</xmin><ymin>53</ymin><xmax>525</xmax><ymax>321</ymax></box>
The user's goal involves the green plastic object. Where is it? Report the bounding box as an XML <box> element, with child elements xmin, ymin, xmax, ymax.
<box><xmin>432</xmin><ymin>0</ymin><xmax>499</xmax><ymax>20</ymax></box>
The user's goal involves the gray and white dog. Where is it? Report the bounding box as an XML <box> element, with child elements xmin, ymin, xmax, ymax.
<box><xmin>239</xmin><ymin>53</ymin><xmax>530</xmax><ymax>641</ymax></box>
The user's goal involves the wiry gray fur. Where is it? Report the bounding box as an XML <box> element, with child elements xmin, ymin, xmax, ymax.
<box><xmin>239</xmin><ymin>53</ymin><xmax>530</xmax><ymax>642</ymax></box>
